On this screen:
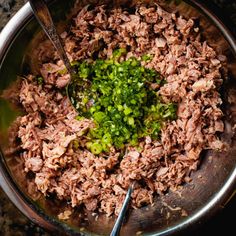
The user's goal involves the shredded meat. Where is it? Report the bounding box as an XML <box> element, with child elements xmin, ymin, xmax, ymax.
<box><xmin>6</xmin><ymin>3</ymin><xmax>226</xmax><ymax>217</ymax></box>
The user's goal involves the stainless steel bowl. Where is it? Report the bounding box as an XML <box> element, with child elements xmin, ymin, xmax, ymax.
<box><xmin>0</xmin><ymin>0</ymin><xmax>236</xmax><ymax>235</ymax></box>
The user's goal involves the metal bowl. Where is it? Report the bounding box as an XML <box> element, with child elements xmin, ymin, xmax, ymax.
<box><xmin>0</xmin><ymin>0</ymin><xmax>236</xmax><ymax>235</ymax></box>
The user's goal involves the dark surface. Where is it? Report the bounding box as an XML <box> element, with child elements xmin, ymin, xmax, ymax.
<box><xmin>0</xmin><ymin>0</ymin><xmax>235</xmax><ymax>235</ymax></box>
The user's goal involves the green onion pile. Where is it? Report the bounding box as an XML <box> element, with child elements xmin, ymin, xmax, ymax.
<box><xmin>69</xmin><ymin>49</ymin><xmax>176</xmax><ymax>154</ymax></box>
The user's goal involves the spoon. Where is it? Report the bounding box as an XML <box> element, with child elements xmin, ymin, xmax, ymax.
<box><xmin>110</xmin><ymin>182</ymin><xmax>134</xmax><ymax>236</ymax></box>
<box><xmin>29</xmin><ymin>0</ymin><xmax>90</xmax><ymax>113</ymax></box>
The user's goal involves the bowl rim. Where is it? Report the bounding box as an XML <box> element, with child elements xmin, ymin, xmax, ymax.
<box><xmin>0</xmin><ymin>0</ymin><xmax>236</xmax><ymax>235</ymax></box>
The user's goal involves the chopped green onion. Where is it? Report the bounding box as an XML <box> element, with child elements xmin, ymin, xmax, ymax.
<box><xmin>70</xmin><ymin>49</ymin><xmax>177</xmax><ymax>154</ymax></box>
<box><xmin>90</xmin><ymin>142</ymin><xmax>103</xmax><ymax>154</ymax></box>
<box><xmin>37</xmin><ymin>77</ymin><xmax>44</xmax><ymax>85</ymax></box>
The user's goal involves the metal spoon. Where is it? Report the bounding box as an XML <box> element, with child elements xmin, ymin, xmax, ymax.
<box><xmin>30</xmin><ymin>0</ymin><xmax>91</xmax><ymax>114</ymax></box>
<box><xmin>110</xmin><ymin>182</ymin><xmax>134</xmax><ymax>236</ymax></box>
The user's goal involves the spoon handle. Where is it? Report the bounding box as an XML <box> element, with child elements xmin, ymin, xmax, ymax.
<box><xmin>29</xmin><ymin>0</ymin><xmax>74</xmax><ymax>76</ymax></box>
<box><xmin>110</xmin><ymin>184</ymin><xmax>134</xmax><ymax>236</ymax></box>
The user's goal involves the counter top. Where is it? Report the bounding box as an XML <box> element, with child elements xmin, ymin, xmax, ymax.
<box><xmin>0</xmin><ymin>0</ymin><xmax>236</xmax><ymax>235</ymax></box>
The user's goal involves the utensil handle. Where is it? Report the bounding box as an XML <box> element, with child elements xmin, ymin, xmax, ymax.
<box><xmin>110</xmin><ymin>186</ymin><xmax>133</xmax><ymax>236</ymax></box>
<box><xmin>29</xmin><ymin>0</ymin><xmax>74</xmax><ymax>75</ymax></box>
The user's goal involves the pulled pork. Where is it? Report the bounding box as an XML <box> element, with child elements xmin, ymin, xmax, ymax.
<box><xmin>8</xmin><ymin>3</ymin><xmax>226</xmax><ymax>216</ymax></box>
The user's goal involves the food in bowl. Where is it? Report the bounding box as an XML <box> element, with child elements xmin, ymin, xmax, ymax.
<box><xmin>4</xmin><ymin>2</ymin><xmax>227</xmax><ymax>218</ymax></box>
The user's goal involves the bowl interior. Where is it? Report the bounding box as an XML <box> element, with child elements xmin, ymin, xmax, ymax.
<box><xmin>0</xmin><ymin>0</ymin><xmax>236</xmax><ymax>235</ymax></box>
